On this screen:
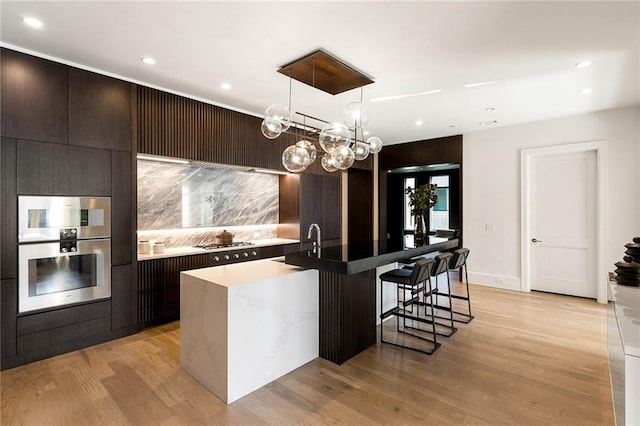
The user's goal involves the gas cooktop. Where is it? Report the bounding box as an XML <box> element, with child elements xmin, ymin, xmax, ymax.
<box><xmin>193</xmin><ymin>241</ymin><xmax>255</xmax><ymax>250</ymax></box>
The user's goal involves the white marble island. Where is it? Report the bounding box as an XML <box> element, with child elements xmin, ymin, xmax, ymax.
<box><xmin>180</xmin><ymin>258</ymin><xmax>319</xmax><ymax>404</ymax></box>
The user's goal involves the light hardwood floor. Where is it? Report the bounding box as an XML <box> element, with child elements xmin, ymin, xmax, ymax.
<box><xmin>1</xmin><ymin>279</ymin><xmax>613</xmax><ymax>425</ymax></box>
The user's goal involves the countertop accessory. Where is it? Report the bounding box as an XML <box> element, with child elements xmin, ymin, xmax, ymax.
<box><xmin>138</xmin><ymin>240</ymin><xmax>150</xmax><ymax>254</ymax></box>
<box><xmin>153</xmin><ymin>241</ymin><xmax>165</xmax><ymax>253</ymax></box>
<box><xmin>214</xmin><ymin>230</ymin><xmax>234</xmax><ymax>245</ymax></box>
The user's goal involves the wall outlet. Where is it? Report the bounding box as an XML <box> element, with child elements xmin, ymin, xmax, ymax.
<box><xmin>485</xmin><ymin>224</ymin><xmax>496</xmax><ymax>231</ymax></box>
<box><xmin>495</xmin><ymin>277</ymin><xmax>505</xmax><ymax>285</ymax></box>
<box><xmin>252</xmin><ymin>232</ymin><xmax>260</xmax><ymax>238</ymax></box>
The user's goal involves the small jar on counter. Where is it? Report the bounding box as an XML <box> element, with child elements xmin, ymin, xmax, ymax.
<box><xmin>152</xmin><ymin>241</ymin><xmax>165</xmax><ymax>253</ymax></box>
<box><xmin>138</xmin><ymin>240</ymin><xmax>151</xmax><ymax>254</ymax></box>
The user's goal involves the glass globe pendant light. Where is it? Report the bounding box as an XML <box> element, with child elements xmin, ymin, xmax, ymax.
<box><xmin>366</xmin><ymin>136</ymin><xmax>383</xmax><ymax>154</ymax></box>
<box><xmin>321</xmin><ymin>153</ymin><xmax>339</xmax><ymax>173</ymax></box>
<box><xmin>333</xmin><ymin>145</ymin><xmax>355</xmax><ymax>170</ymax></box>
<box><xmin>295</xmin><ymin>140</ymin><xmax>317</xmax><ymax>166</ymax></box>
<box><xmin>282</xmin><ymin>144</ymin><xmax>310</xmax><ymax>173</ymax></box>
<box><xmin>353</xmin><ymin>141</ymin><xmax>370</xmax><ymax>161</ymax></box>
<box><xmin>319</xmin><ymin>122</ymin><xmax>351</xmax><ymax>153</ymax></box>
<box><xmin>343</xmin><ymin>101</ymin><xmax>369</xmax><ymax>129</ymax></box>
<box><xmin>260</xmin><ymin>118</ymin><xmax>282</xmax><ymax>139</ymax></box>
<box><xmin>264</xmin><ymin>104</ymin><xmax>291</xmax><ymax>131</ymax></box>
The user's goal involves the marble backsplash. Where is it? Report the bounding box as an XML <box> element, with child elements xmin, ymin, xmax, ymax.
<box><xmin>138</xmin><ymin>159</ymin><xmax>279</xmax><ymax>246</ymax></box>
<box><xmin>137</xmin><ymin>225</ymin><xmax>278</xmax><ymax>247</ymax></box>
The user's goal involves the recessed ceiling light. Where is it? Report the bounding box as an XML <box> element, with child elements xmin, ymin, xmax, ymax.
<box><xmin>581</xmin><ymin>88</ymin><xmax>592</xmax><ymax>94</ymax></box>
<box><xmin>464</xmin><ymin>80</ymin><xmax>502</xmax><ymax>88</ymax></box>
<box><xmin>22</xmin><ymin>17</ymin><xmax>43</xmax><ymax>28</ymax></box>
<box><xmin>449</xmin><ymin>124</ymin><xmax>456</xmax><ymax>128</ymax></box>
<box><xmin>415</xmin><ymin>120</ymin><xmax>423</xmax><ymax>126</ymax></box>
<box><xmin>141</xmin><ymin>57</ymin><xmax>156</xmax><ymax>65</ymax></box>
<box><xmin>220</xmin><ymin>83</ymin><xmax>231</xmax><ymax>90</ymax></box>
<box><xmin>479</xmin><ymin>120</ymin><xmax>498</xmax><ymax>126</ymax></box>
<box><xmin>575</xmin><ymin>61</ymin><xmax>592</xmax><ymax>68</ymax></box>
<box><xmin>363</xmin><ymin>131</ymin><xmax>370</xmax><ymax>136</ymax></box>
<box><xmin>485</xmin><ymin>107</ymin><xmax>496</xmax><ymax>111</ymax></box>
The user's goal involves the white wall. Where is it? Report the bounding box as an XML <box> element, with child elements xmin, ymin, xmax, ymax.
<box><xmin>463</xmin><ymin>106</ymin><xmax>640</xmax><ymax>291</ymax></box>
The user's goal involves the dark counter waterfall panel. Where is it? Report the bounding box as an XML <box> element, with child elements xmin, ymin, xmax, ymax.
<box><xmin>319</xmin><ymin>269</ymin><xmax>377</xmax><ymax>365</ymax></box>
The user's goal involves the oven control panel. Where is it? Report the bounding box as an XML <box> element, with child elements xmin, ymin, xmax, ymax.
<box><xmin>208</xmin><ymin>247</ymin><xmax>261</xmax><ymax>266</ymax></box>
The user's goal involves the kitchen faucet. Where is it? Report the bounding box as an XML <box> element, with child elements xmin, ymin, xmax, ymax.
<box><xmin>307</xmin><ymin>223</ymin><xmax>321</xmax><ymax>249</ymax></box>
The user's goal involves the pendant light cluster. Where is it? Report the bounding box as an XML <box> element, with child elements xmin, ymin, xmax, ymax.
<box><xmin>260</xmin><ymin>51</ymin><xmax>382</xmax><ymax>173</ymax></box>
<box><xmin>261</xmin><ymin>100</ymin><xmax>382</xmax><ymax>173</ymax></box>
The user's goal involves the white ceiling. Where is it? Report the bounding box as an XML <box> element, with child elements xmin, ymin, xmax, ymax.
<box><xmin>1</xmin><ymin>1</ymin><xmax>639</xmax><ymax>146</ymax></box>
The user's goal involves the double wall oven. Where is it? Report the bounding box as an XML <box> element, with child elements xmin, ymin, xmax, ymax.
<box><xmin>18</xmin><ymin>196</ymin><xmax>111</xmax><ymax>313</ymax></box>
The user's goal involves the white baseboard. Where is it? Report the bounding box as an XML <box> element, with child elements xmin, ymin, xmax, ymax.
<box><xmin>467</xmin><ymin>271</ymin><xmax>522</xmax><ymax>291</ymax></box>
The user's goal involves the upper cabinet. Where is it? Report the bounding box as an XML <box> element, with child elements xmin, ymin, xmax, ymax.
<box><xmin>0</xmin><ymin>48</ymin><xmax>133</xmax><ymax>153</ymax></box>
<box><xmin>68</xmin><ymin>67</ymin><xmax>132</xmax><ymax>152</ymax></box>
<box><xmin>137</xmin><ymin>86</ymin><xmax>293</xmax><ymax>170</ymax></box>
<box><xmin>0</xmin><ymin>48</ymin><xmax>68</xmax><ymax>144</ymax></box>
<box><xmin>300</xmin><ymin>174</ymin><xmax>342</xmax><ymax>245</ymax></box>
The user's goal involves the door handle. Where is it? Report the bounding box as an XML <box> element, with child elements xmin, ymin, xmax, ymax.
<box><xmin>531</xmin><ymin>238</ymin><xmax>542</xmax><ymax>243</ymax></box>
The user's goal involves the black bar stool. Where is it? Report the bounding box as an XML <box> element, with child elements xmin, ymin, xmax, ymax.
<box><xmin>448</xmin><ymin>248</ymin><xmax>474</xmax><ymax>323</ymax></box>
<box><xmin>379</xmin><ymin>258</ymin><xmax>440</xmax><ymax>355</ymax></box>
<box><xmin>430</xmin><ymin>252</ymin><xmax>457</xmax><ymax>337</ymax></box>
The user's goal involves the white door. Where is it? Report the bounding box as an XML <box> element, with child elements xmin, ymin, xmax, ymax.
<box><xmin>530</xmin><ymin>150</ymin><xmax>597</xmax><ymax>298</ymax></box>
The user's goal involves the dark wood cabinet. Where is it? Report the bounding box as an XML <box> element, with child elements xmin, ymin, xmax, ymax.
<box><xmin>300</xmin><ymin>174</ymin><xmax>323</xmax><ymax>244</ymax></box>
<box><xmin>1</xmin><ymin>50</ymin><xmax>137</xmax><ymax>370</ymax></box>
<box><xmin>16</xmin><ymin>305</ymin><xmax>111</xmax><ymax>354</ymax></box>
<box><xmin>0</xmin><ymin>48</ymin><xmax>68</xmax><ymax>144</ymax></box>
<box><xmin>300</xmin><ymin>174</ymin><xmax>341</xmax><ymax>244</ymax></box>
<box><xmin>136</xmin><ymin>86</ymin><xmax>294</xmax><ymax>170</ymax></box>
<box><xmin>1</xmin><ymin>279</ymin><xmax>17</xmax><ymax>362</ymax></box>
<box><xmin>260</xmin><ymin>243</ymin><xmax>300</xmax><ymax>259</ymax></box>
<box><xmin>322</xmin><ymin>174</ymin><xmax>342</xmax><ymax>240</ymax></box>
<box><xmin>138</xmin><ymin>255</ymin><xmax>208</xmax><ymax>328</ymax></box>
<box><xmin>348</xmin><ymin>169</ymin><xmax>373</xmax><ymax>244</ymax></box>
<box><xmin>1</xmin><ymin>138</ymin><xmax>17</xmax><ymax>279</ymax></box>
<box><xmin>17</xmin><ymin>139</ymin><xmax>112</xmax><ymax>196</ymax></box>
<box><xmin>111</xmin><ymin>265</ymin><xmax>135</xmax><ymax>331</ymax></box>
<box><xmin>68</xmin><ymin>67</ymin><xmax>132</xmax><ymax>152</ymax></box>
<box><xmin>111</xmin><ymin>150</ymin><xmax>132</xmax><ymax>265</ymax></box>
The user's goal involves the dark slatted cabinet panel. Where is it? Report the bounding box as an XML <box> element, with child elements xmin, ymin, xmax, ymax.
<box><xmin>319</xmin><ymin>269</ymin><xmax>376</xmax><ymax>364</ymax></box>
<box><xmin>136</xmin><ymin>86</ymin><xmax>294</xmax><ymax>169</ymax></box>
<box><xmin>138</xmin><ymin>255</ymin><xmax>208</xmax><ymax>327</ymax></box>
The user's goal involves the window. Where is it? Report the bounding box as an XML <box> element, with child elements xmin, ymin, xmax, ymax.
<box><xmin>429</xmin><ymin>175</ymin><xmax>449</xmax><ymax>231</ymax></box>
<box><xmin>404</xmin><ymin>177</ymin><xmax>415</xmax><ymax>248</ymax></box>
<box><xmin>404</xmin><ymin>177</ymin><xmax>415</xmax><ymax>230</ymax></box>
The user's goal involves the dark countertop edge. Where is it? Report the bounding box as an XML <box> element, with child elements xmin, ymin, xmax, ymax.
<box><xmin>285</xmin><ymin>239</ymin><xmax>459</xmax><ymax>275</ymax></box>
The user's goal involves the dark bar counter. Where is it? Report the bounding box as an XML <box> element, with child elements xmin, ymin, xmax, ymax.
<box><xmin>285</xmin><ymin>237</ymin><xmax>459</xmax><ymax>364</ymax></box>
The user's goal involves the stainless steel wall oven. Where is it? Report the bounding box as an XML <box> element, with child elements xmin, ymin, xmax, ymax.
<box><xmin>17</xmin><ymin>196</ymin><xmax>111</xmax><ymax>313</ymax></box>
